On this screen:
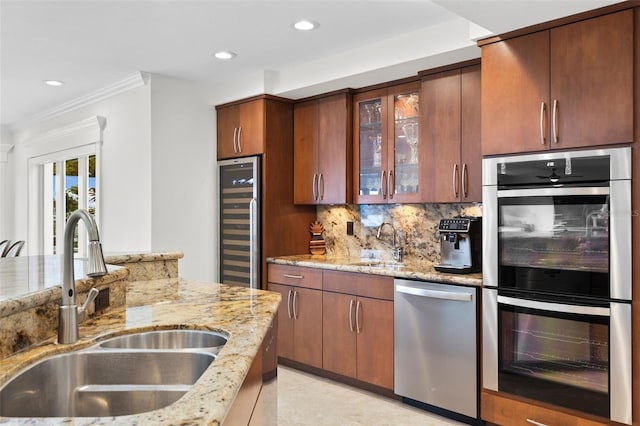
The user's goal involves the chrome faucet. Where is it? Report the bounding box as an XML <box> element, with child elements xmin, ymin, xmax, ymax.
<box><xmin>58</xmin><ymin>209</ymin><xmax>108</xmax><ymax>344</ymax></box>
<box><xmin>376</xmin><ymin>222</ymin><xmax>403</xmax><ymax>262</ymax></box>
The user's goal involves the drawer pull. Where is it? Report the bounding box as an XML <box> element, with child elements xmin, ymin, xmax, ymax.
<box><xmin>286</xmin><ymin>290</ymin><xmax>293</xmax><ymax>319</ymax></box>
<box><xmin>348</xmin><ymin>299</ymin><xmax>355</xmax><ymax>332</ymax></box>
<box><xmin>283</xmin><ymin>274</ymin><xmax>303</xmax><ymax>279</ymax></box>
<box><xmin>292</xmin><ymin>290</ymin><xmax>299</xmax><ymax>320</ymax></box>
<box><xmin>526</xmin><ymin>419</ymin><xmax>548</xmax><ymax>426</ymax></box>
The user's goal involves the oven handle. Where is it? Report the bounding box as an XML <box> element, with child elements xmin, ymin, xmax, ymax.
<box><xmin>498</xmin><ymin>295</ymin><xmax>610</xmax><ymax>317</ymax></box>
<box><xmin>497</xmin><ymin>186</ymin><xmax>609</xmax><ymax>198</ymax></box>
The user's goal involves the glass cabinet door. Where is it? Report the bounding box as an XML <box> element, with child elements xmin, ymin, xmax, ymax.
<box><xmin>391</xmin><ymin>90</ymin><xmax>420</xmax><ymax>201</ymax></box>
<box><xmin>354</xmin><ymin>83</ymin><xmax>422</xmax><ymax>204</ymax></box>
<box><xmin>356</xmin><ymin>93</ymin><xmax>387</xmax><ymax>203</ymax></box>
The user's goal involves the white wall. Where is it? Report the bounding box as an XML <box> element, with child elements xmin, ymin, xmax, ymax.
<box><xmin>10</xmin><ymin>83</ymin><xmax>154</xmax><ymax>255</ymax></box>
<box><xmin>149</xmin><ymin>75</ymin><xmax>216</xmax><ymax>280</ymax></box>
<box><xmin>1</xmin><ymin>127</ymin><xmax>15</xmax><ymax>240</ymax></box>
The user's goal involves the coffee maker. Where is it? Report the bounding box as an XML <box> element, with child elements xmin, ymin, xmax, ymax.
<box><xmin>434</xmin><ymin>216</ymin><xmax>482</xmax><ymax>274</ymax></box>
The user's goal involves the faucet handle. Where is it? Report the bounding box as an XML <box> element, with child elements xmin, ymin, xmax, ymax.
<box><xmin>78</xmin><ymin>288</ymin><xmax>100</xmax><ymax>322</ymax></box>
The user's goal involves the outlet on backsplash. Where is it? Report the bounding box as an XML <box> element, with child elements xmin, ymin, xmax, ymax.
<box><xmin>317</xmin><ymin>203</ymin><xmax>482</xmax><ymax>263</ymax></box>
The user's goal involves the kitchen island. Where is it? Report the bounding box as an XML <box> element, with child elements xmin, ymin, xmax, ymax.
<box><xmin>0</xmin><ymin>255</ymin><xmax>280</xmax><ymax>425</ymax></box>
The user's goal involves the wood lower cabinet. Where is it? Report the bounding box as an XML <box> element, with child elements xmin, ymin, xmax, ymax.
<box><xmin>421</xmin><ymin>62</ymin><xmax>481</xmax><ymax>202</ymax></box>
<box><xmin>481</xmin><ymin>9</ymin><xmax>634</xmax><ymax>155</ymax></box>
<box><xmin>267</xmin><ymin>265</ymin><xmax>323</xmax><ymax>369</ymax></box>
<box><xmin>322</xmin><ymin>271</ymin><xmax>394</xmax><ymax>390</ymax></box>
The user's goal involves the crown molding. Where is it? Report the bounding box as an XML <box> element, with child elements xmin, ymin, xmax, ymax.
<box><xmin>13</xmin><ymin>72</ymin><xmax>149</xmax><ymax>130</ymax></box>
<box><xmin>0</xmin><ymin>144</ymin><xmax>14</xmax><ymax>163</ymax></box>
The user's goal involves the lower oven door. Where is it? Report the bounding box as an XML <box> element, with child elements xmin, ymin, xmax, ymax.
<box><xmin>482</xmin><ymin>288</ymin><xmax>631</xmax><ymax>424</ymax></box>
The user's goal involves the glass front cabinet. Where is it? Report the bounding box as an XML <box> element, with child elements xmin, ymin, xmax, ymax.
<box><xmin>354</xmin><ymin>82</ymin><xmax>422</xmax><ymax>204</ymax></box>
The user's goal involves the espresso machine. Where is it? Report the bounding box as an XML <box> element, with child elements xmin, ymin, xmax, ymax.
<box><xmin>434</xmin><ymin>216</ymin><xmax>482</xmax><ymax>274</ymax></box>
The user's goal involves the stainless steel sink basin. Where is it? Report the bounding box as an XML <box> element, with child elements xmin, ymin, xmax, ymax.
<box><xmin>0</xmin><ymin>350</ymin><xmax>215</xmax><ymax>417</ymax></box>
<box><xmin>99</xmin><ymin>329</ymin><xmax>227</xmax><ymax>353</ymax></box>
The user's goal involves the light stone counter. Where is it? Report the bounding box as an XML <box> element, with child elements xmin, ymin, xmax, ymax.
<box><xmin>0</xmin><ymin>278</ymin><xmax>280</xmax><ymax>425</ymax></box>
<box><xmin>267</xmin><ymin>254</ymin><xmax>483</xmax><ymax>287</ymax></box>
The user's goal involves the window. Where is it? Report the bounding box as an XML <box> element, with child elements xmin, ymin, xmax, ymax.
<box><xmin>25</xmin><ymin>116</ymin><xmax>105</xmax><ymax>256</ymax></box>
<box><xmin>41</xmin><ymin>153</ymin><xmax>97</xmax><ymax>255</ymax></box>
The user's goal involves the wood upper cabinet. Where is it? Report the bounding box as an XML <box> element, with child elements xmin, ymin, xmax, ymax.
<box><xmin>354</xmin><ymin>82</ymin><xmax>422</xmax><ymax>204</ymax></box>
<box><xmin>293</xmin><ymin>92</ymin><xmax>352</xmax><ymax>204</ymax></box>
<box><xmin>216</xmin><ymin>98</ymin><xmax>267</xmax><ymax>159</ymax></box>
<box><xmin>422</xmin><ymin>63</ymin><xmax>481</xmax><ymax>203</ymax></box>
<box><xmin>322</xmin><ymin>271</ymin><xmax>394</xmax><ymax>390</ymax></box>
<box><xmin>481</xmin><ymin>10</ymin><xmax>634</xmax><ymax>155</ymax></box>
<box><xmin>267</xmin><ymin>265</ymin><xmax>323</xmax><ymax>369</ymax></box>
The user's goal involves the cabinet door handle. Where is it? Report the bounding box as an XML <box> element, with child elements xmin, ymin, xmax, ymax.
<box><xmin>452</xmin><ymin>163</ymin><xmax>459</xmax><ymax>198</ymax></box>
<box><xmin>388</xmin><ymin>170</ymin><xmax>394</xmax><ymax>199</ymax></box>
<box><xmin>286</xmin><ymin>290</ymin><xmax>292</xmax><ymax>319</ymax></box>
<box><xmin>237</xmin><ymin>126</ymin><xmax>243</xmax><ymax>152</ymax></box>
<box><xmin>526</xmin><ymin>419</ymin><xmax>548</xmax><ymax>426</ymax></box>
<box><xmin>348</xmin><ymin>299</ymin><xmax>355</xmax><ymax>332</ymax></box>
<box><xmin>381</xmin><ymin>170</ymin><xmax>387</xmax><ymax>199</ymax></box>
<box><xmin>462</xmin><ymin>163</ymin><xmax>468</xmax><ymax>199</ymax></box>
<box><xmin>355</xmin><ymin>300</ymin><xmax>362</xmax><ymax>333</ymax></box>
<box><xmin>292</xmin><ymin>290</ymin><xmax>298</xmax><ymax>320</ymax></box>
<box><xmin>552</xmin><ymin>99</ymin><xmax>559</xmax><ymax>144</ymax></box>
<box><xmin>319</xmin><ymin>173</ymin><xmax>324</xmax><ymax>201</ymax></box>
<box><xmin>539</xmin><ymin>102</ymin><xmax>546</xmax><ymax>145</ymax></box>
<box><xmin>312</xmin><ymin>173</ymin><xmax>318</xmax><ymax>201</ymax></box>
<box><xmin>233</xmin><ymin>127</ymin><xmax>239</xmax><ymax>153</ymax></box>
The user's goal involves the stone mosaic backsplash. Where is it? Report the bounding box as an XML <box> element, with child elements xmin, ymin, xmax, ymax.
<box><xmin>316</xmin><ymin>203</ymin><xmax>482</xmax><ymax>263</ymax></box>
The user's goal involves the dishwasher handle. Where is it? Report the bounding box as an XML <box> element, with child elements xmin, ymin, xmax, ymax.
<box><xmin>396</xmin><ymin>284</ymin><xmax>473</xmax><ymax>302</ymax></box>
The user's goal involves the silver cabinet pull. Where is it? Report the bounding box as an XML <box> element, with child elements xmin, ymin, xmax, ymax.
<box><xmin>237</xmin><ymin>126</ymin><xmax>243</xmax><ymax>152</ymax></box>
<box><xmin>388</xmin><ymin>170</ymin><xmax>394</xmax><ymax>199</ymax></box>
<box><xmin>539</xmin><ymin>102</ymin><xmax>546</xmax><ymax>145</ymax></box>
<box><xmin>318</xmin><ymin>173</ymin><xmax>324</xmax><ymax>201</ymax></box>
<box><xmin>452</xmin><ymin>163</ymin><xmax>459</xmax><ymax>198</ymax></box>
<box><xmin>552</xmin><ymin>99</ymin><xmax>559</xmax><ymax>144</ymax></box>
<box><xmin>292</xmin><ymin>290</ymin><xmax>298</xmax><ymax>320</ymax></box>
<box><xmin>381</xmin><ymin>170</ymin><xmax>387</xmax><ymax>199</ymax></box>
<box><xmin>462</xmin><ymin>163</ymin><xmax>468</xmax><ymax>199</ymax></box>
<box><xmin>355</xmin><ymin>300</ymin><xmax>362</xmax><ymax>333</ymax></box>
<box><xmin>348</xmin><ymin>299</ymin><xmax>355</xmax><ymax>332</ymax></box>
<box><xmin>286</xmin><ymin>290</ymin><xmax>292</xmax><ymax>319</ymax></box>
<box><xmin>283</xmin><ymin>273</ymin><xmax>303</xmax><ymax>279</ymax></box>
<box><xmin>526</xmin><ymin>419</ymin><xmax>548</xmax><ymax>426</ymax></box>
<box><xmin>233</xmin><ymin>127</ymin><xmax>238</xmax><ymax>153</ymax></box>
<box><xmin>312</xmin><ymin>173</ymin><xmax>318</xmax><ymax>201</ymax></box>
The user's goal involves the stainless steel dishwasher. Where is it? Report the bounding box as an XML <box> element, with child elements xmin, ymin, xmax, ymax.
<box><xmin>394</xmin><ymin>279</ymin><xmax>479</xmax><ymax>421</ymax></box>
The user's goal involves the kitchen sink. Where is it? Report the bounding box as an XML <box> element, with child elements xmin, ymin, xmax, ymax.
<box><xmin>350</xmin><ymin>260</ymin><xmax>406</xmax><ymax>270</ymax></box>
<box><xmin>0</xmin><ymin>350</ymin><xmax>215</xmax><ymax>417</ymax></box>
<box><xmin>99</xmin><ymin>329</ymin><xmax>227</xmax><ymax>353</ymax></box>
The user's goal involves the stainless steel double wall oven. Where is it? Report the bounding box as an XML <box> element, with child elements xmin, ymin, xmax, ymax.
<box><xmin>482</xmin><ymin>147</ymin><xmax>632</xmax><ymax>424</ymax></box>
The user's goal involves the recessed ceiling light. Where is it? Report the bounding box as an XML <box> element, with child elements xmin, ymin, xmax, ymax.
<box><xmin>44</xmin><ymin>80</ymin><xmax>64</xmax><ymax>86</ymax></box>
<box><xmin>214</xmin><ymin>51</ymin><xmax>237</xmax><ymax>60</ymax></box>
<box><xmin>293</xmin><ymin>20</ymin><xmax>317</xmax><ymax>31</ymax></box>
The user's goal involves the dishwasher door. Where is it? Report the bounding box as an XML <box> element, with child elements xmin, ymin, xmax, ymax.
<box><xmin>394</xmin><ymin>279</ymin><xmax>478</xmax><ymax>419</ymax></box>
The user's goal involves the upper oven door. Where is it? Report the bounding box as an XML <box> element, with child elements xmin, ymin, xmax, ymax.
<box><xmin>482</xmin><ymin>147</ymin><xmax>632</xmax><ymax>301</ymax></box>
<box><xmin>497</xmin><ymin>186</ymin><xmax>610</xmax><ymax>299</ymax></box>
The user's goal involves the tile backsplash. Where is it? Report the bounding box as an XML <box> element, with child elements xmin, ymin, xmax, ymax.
<box><xmin>316</xmin><ymin>203</ymin><xmax>482</xmax><ymax>262</ymax></box>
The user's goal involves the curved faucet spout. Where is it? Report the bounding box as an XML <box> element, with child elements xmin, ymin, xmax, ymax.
<box><xmin>59</xmin><ymin>209</ymin><xmax>107</xmax><ymax>344</ymax></box>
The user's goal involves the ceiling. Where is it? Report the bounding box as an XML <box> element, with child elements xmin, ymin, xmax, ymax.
<box><xmin>0</xmin><ymin>0</ymin><xmax>624</xmax><ymax>130</ymax></box>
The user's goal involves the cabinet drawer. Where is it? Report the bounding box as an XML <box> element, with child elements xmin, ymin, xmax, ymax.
<box><xmin>481</xmin><ymin>390</ymin><xmax>611</xmax><ymax>426</ymax></box>
<box><xmin>323</xmin><ymin>270</ymin><xmax>393</xmax><ymax>300</ymax></box>
<box><xmin>267</xmin><ymin>264</ymin><xmax>322</xmax><ymax>290</ymax></box>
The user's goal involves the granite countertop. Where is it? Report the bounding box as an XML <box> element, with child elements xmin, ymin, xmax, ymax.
<box><xmin>0</xmin><ymin>278</ymin><xmax>280</xmax><ymax>425</ymax></box>
<box><xmin>267</xmin><ymin>254</ymin><xmax>483</xmax><ymax>287</ymax></box>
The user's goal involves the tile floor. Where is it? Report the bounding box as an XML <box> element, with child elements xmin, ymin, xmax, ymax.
<box><xmin>259</xmin><ymin>365</ymin><xmax>466</xmax><ymax>426</ymax></box>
